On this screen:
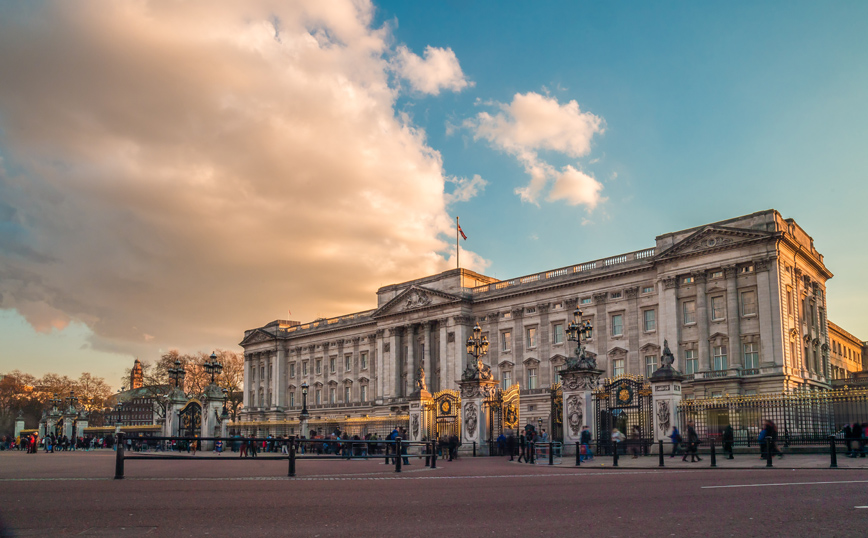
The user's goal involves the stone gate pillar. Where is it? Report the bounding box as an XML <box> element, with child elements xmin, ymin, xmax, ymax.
<box><xmin>559</xmin><ymin>367</ymin><xmax>604</xmax><ymax>456</ymax></box>
<box><xmin>458</xmin><ymin>359</ymin><xmax>499</xmax><ymax>455</ymax></box>
<box><xmin>164</xmin><ymin>387</ymin><xmax>188</xmax><ymax>438</ymax></box>
<box><xmin>62</xmin><ymin>412</ymin><xmax>75</xmax><ymax>439</ymax></box>
<box><xmin>408</xmin><ymin>389</ymin><xmax>431</xmax><ymax>443</ymax></box>
<box><xmin>15</xmin><ymin>411</ymin><xmax>25</xmax><ymax>439</ymax></box>
<box><xmin>648</xmin><ymin>340</ymin><xmax>684</xmax><ymax>448</ymax></box>
<box><xmin>201</xmin><ymin>384</ymin><xmax>226</xmax><ymax>451</ymax></box>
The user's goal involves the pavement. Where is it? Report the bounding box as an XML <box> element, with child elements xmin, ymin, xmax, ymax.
<box><xmin>1</xmin><ymin>449</ymin><xmax>867</xmax><ymax>537</ymax></box>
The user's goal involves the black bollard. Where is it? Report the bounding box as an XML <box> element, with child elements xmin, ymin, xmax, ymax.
<box><xmin>710</xmin><ymin>440</ymin><xmax>717</xmax><ymax>468</ymax></box>
<box><xmin>658</xmin><ymin>440</ymin><xmax>664</xmax><ymax>467</ymax></box>
<box><xmin>829</xmin><ymin>436</ymin><xmax>838</xmax><ymax>469</ymax></box>
<box><xmin>395</xmin><ymin>437</ymin><xmax>402</xmax><ymax>473</ymax></box>
<box><xmin>473</xmin><ymin>441</ymin><xmax>476</xmax><ymax>457</ymax></box>
<box><xmin>613</xmin><ymin>442</ymin><xmax>619</xmax><ymax>467</ymax></box>
<box><xmin>529</xmin><ymin>442</ymin><xmax>535</xmax><ymax>464</ymax></box>
<box><xmin>288</xmin><ymin>439</ymin><xmax>296</xmax><ymax>477</ymax></box>
<box><xmin>549</xmin><ymin>442</ymin><xmax>554</xmax><ymax>466</ymax></box>
<box><xmin>425</xmin><ymin>442</ymin><xmax>431</xmax><ymax>466</ymax></box>
<box><xmin>114</xmin><ymin>432</ymin><xmax>125</xmax><ymax>480</ymax></box>
<box><xmin>431</xmin><ymin>443</ymin><xmax>437</xmax><ymax>469</ymax></box>
<box><xmin>576</xmin><ymin>442</ymin><xmax>581</xmax><ymax>467</ymax></box>
<box><xmin>765</xmin><ymin>438</ymin><xmax>773</xmax><ymax>468</ymax></box>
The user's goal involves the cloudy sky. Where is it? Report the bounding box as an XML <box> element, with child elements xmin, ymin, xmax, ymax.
<box><xmin>1</xmin><ymin>1</ymin><xmax>866</xmax><ymax>387</ymax></box>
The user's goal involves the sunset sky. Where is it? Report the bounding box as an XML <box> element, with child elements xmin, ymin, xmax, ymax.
<box><xmin>0</xmin><ymin>1</ymin><xmax>866</xmax><ymax>388</ymax></box>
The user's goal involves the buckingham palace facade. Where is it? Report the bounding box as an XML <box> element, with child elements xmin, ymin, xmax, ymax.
<box><xmin>239</xmin><ymin>209</ymin><xmax>834</xmax><ymax>427</ymax></box>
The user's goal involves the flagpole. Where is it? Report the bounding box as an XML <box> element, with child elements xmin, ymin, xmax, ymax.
<box><xmin>456</xmin><ymin>216</ymin><xmax>460</xmax><ymax>269</ymax></box>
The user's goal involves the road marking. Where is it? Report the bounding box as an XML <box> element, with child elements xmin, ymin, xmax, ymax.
<box><xmin>854</xmin><ymin>506</ymin><xmax>868</xmax><ymax>509</ymax></box>
<box><xmin>703</xmin><ymin>480</ymin><xmax>868</xmax><ymax>489</ymax></box>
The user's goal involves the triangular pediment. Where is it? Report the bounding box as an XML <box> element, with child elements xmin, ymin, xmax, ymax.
<box><xmin>372</xmin><ymin>285</ymin><xmax>465</xmax><ymax>318</ymax></box>
<box><xmin>656</xmin><ymin>226</ymin><xmax>773</xmax><ymax>261</ymax></box>
<box><xmin>239</xmin><ymin>328</ymin><xmax>276</xmax><ymax>347</ymax></box>
<box><xmin>607</xmin><ymin>346</ymin><xmax>628</xmax><ymax>357</ymax></box>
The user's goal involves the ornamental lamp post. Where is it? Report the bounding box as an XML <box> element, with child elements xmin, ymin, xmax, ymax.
<box><xmin>65</xmin><ymin>390</ymin><xmax>78</xmax><ymax>412</ymax></box>
<box><xmin>168</xmin><ymin>359</ymin><xmax>186</xmax><ymax>391</ymax></box>
<box><xmin>465</xmin><ymin>323</ymin><xmax>489</xmax><ymax>370</ymax></box>
<box><xmin>300</xmin><ymin>382</ymin><xmax>309</xmax><ymax>419</ymax></box>
<box><xmin>204</xmin><ymin>352</ymin><xmax>223</xmax><ymax>385</ymax></box>
<box><xmin>566</xmin><ymin>308</ymin><xmax>593</xmax><ymax>352</ymax></box>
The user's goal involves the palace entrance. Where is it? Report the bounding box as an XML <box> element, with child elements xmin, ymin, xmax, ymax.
<box><xmin>594</xmin><ymin>375</ymin><xmax>653</xmax><ymax>454</ymax></box>
<box><xmin>178</xmin><ymin>400</ymin><xmax>202</xmax><ymax>438</ymax></box>
<box><xmin>423</xmin><ymin>390</ymin><xmax>461</xmax><ymax>441</ymax></box>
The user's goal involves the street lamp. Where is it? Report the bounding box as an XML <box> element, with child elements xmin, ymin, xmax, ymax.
<box><xmin>116</xmin><ymin>402</ymin><xmax>124</xmax><ymax>425</ymax></box>
<box><xmin>50</xmin><ymin>393</ymin><xmax>62</xmax><ymax>412</ymax></box>
<box><xmin>465</xmin><ymin>322</ymin><xmax>489</xmax><ymax>367</ymax></box>
<box><xmin>300</xmin><ymin>382</ymin><xmax>309</xmax><ymax>418</ymax></box>
<box><xmin>168</xmin><ymin>359</ymin><xmax>186</xmax><ymax>390</ymax></box>
<box><xmin>65</xmin><ymin>390</ymin><xmax>78</xmax><ymax>412</ymax></box>
<box><xmin>204</xmin><ymin>352</ymin><xmax>223</xmax><ymax>385</ymax></box>
<box><xmin>565</xmin><ymin>308</ymin><xmax>595</xmax><ymax>369</ymax></box>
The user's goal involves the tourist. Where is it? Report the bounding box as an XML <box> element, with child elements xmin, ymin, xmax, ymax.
<box><xmin>722</xmin><ymin>425</ymin><xmax>734</xmax><ymax>459</ymax></box>
<box><xmin>669</xmin><ymin>427</ymin><xmax>682</xmax><ymax>458</ymax></box>
<box><xmin>517</xmin><ymin>432</ymin><xmax>527</xmax><ymax>463</ymax></box>
<box><xmin>630</xmin><ymin>425</ymin><xmax>641</xmax><ymax>458</ymax></box>
<box><xmin>580</xmin><ymin>425</ymin><xmax>593</xmax><ymax>462</ymax></box>
<box><xmin>682</xmin><ymin>421</ymin><xmax>701</xmax><ymax>462</ymax></box>
<box><xmin>215</xmin><ymin>439</ymin><xmax>223</xmax><ymax>455</ymax></box>
<box><xmin>611</xmin><ymin>428</ymin><xmax>625</xmax><ymax>456</ymax></box>
<box><xmin>505</xmin><ymin>429</ymin><xmax>516</xmax><ymax>461</ymax></box>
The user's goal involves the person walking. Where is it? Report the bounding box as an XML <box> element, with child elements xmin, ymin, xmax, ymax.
<box><xmin>611</xmin><ymin>428</ymin><xmax>625</xmax><ymax>456</ymax></box>
<box><xmin>722</xmin><ymin>424</ymin><xmax>735</xmax><ymax>459</ymax></box>
<box><xmin>580</xmin><ymin>425</ymin><xmax>594</xmax><ymax>462</ymax></box>
<box><xmin>506</xmin><ymin>429</ymin><xmax>516</xmax><ymax>461</ymax></box>
<box><xmin>517</xmin><ymin>432</ymin><xmax>527</xmax><ymax>463</ymax></box>
<box><xmin>629</xmin><ymin>425</ymin><xmax>641</xmax><ymax>459</ymax></box>
<box><xmin>682</xmin><ymin>421</ymin><xmax>701</xmax><ymax>462</ymax></box>
<box><xmin>669</xmin><ymin>427</ymin><xmax>682</xmax><ymax>458</ymax></box>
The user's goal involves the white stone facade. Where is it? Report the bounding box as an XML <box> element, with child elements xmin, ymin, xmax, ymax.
<box><xmin>239</xmin><ymin>210</ymin><xmax>834</xmax><ymax>428</ymax></box>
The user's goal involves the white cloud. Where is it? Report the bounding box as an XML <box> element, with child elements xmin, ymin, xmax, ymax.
<box><xmin>444</xmin><ymin>174</ymin><xmax>488</xmax><ymax>205</ymax></box>
<box><xmin>393</xmin><ymin>45</ymin><xmax>472</xmax><ymax>95</ymax></box>
<box><xmin>464</xmin><ymin>92</ymin><xmax>605</xmax><ymax>207</ymax></box>
<box><xmin>0</xmin><ymin>1</ymin><xmax>487</xmax><ymax>365</ymax></box>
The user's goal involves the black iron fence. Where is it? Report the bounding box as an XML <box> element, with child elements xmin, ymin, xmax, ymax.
<box><xmin>677</xmin><ymin>387</ymin><xmax>868</xmax><ymax>446</ymax></box>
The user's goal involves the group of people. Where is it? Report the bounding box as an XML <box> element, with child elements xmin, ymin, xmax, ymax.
<box><xmin>843</xmin><ymin>422</ymin><xmax>868</xmax><ymax>457</ymax></box>
<box><xmin>666</xmin><ymin>419</ymin><xmax>786</xmax><ymax>461</ymax></box>
<box><xmin>1</xmin><ymin>433</ymin><xmax>116</xmax><ymax>453</ymax></box>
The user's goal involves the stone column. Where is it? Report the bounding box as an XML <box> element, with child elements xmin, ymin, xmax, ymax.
<box><xmin>593</xmin><ymin>293</ymin><xmax>609</xmax><ymax>373</ymax></box>
<box><xmin>62</xmin><ymin>413</ymin><xmax>75</xmax><ymax>439</ymax></box>
<box><xmin>694</xmin><ymin>272</ymin><xmax>710</xmax><ymax>372</ymax></box>
<box><xmin>458</xmin><ymin>378</ymin><xmax>499</xmax><ymax>455</ymax></box>
<box><xmin>452</xmin><ymin>316</ymin><xmax>474</xmax><ymax>384</ymax></box>
<box><xmin>405</xmin><ymin>324</ymin><xmax>415</xmax><ymax>397</ymax></box>
<box><xmin>756</xmin><ymin>259</ymin><xmax>776</xmax><ymax>368</ymax></box>
<box><xmin>439</xmin><ymin>319</ymin><xmax>449</xmax><ymax>392</ymax></box>
<box><xmin>560</xmin><ymin>367</ymin><xmax>603</xmax><ymax>455</ymax></box>
<box><xmin>77</xmin><ymin>414</ymin><xmax>89</xmax><ymax>435</ymax></box>
<box><xmin>625</xmin><ymin>288</ymin><xmax>640</xmax><ymax>374</ymax></box>
<box><xmin>201</xmin><ymin>384</ymin><xmax>225</xmax><ymax>451</ymax></box>
<box><xmin>422</xmin><ymin>321</ymin><xmax>432</xmax><ymax>391</ymax></box>
<box><xmin>538</xmin><ymin>304</ymin><xmax>552</xmax><ymax>385</ymax></box>
<box><xmin>376</xmin><ymin>329</ymin><xmax>386</xmax><ymax>403</ymax></box>
<box><xmin>649</xmin><ymin>367</ymin><xmax>684</xmax><ymax>445</ymax></box>
<box><xmin>275</xmin><ymin>347</ymin><xmax>286</xmax><ymax>410</ymax></box>
<box><xmin>164</xmin><ymin>388</ymin><xmax>187</xmax><ymax>438</ymax></box>
<box><xmin>389</xmin><ymin>328</ymin><xmax>400</xmax><ymax>398</ymax></box>
<box><xmin>242</xmin><ymin>356</ymin><xmax>251</xmax><ymax>409</ymax></box>
<box><xmin>724</xmin><ymin>266</ymin><xmax>742</xmax><ymax>368</ymax></box>
<box><xmin>660</xmin><ymin>277</ymin><xmax>679</xmax><ymax>369</ymax></box>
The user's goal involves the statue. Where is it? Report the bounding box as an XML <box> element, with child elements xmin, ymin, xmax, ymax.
<box><xmin>415</xmin><ymin>362</ymin><xmax>427</xmax><ymax>392</ymax></box>
<box><xmin>660</xmin><ymin>340</ymin><xmax>675</xmax><ymax>368</ymax></box>
<box><xmin>564</xmin><ymin>344</ymin><xmax>597</xmax><ymax>371</ymax></box>
<box><xmin>461</xmin><ymin>360</ymin><xmax>494</xmax><ymax>382</ymax></box>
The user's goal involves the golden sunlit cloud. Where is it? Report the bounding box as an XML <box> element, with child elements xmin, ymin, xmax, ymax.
<box><xmin>0</xmin><ymin>1</ymin><xmax>486</xmax><ymax>358</ymax></box>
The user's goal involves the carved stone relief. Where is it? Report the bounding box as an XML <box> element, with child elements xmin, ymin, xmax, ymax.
<box><xmin>657</xmin><ymin>400</ymin><xmax>671</xmax><ymax>434</ymax></box>
<box><xmin>566</xmin><ymin>395</ymin><xmax>583</xmax><ymax>437</ymax></box>
<box><xmin>464</xmin><ymin>402</ymin><xmax>477</xmax><ymax>437</ymax></box>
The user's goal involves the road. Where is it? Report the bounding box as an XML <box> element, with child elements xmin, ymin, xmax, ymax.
<box><xmin>1</xmin><ymin>451</ymin><xmax>866</xmax><ymax>537</ymax></box>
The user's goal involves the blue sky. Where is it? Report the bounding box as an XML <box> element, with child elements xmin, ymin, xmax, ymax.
<box><xmin>0</xmin><ymin>1</ymin><xmax>865</xmax><ymax>387</ymax></box>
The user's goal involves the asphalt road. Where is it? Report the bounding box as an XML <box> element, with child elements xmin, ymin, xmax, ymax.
<box><xmin>1</xmin><ymin>451</ymin><xmax>867</xmax><ymax>537</ymax></box>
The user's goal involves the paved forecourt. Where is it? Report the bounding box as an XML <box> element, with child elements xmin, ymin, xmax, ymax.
<box><xmin>1</xmin><ymin>451</ymin><xmax>867</xmax><ymax>537</ymax></box>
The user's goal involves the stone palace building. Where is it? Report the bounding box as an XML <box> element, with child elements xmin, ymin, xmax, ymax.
<box><xmin>239</xmin><ymin>209</ymin><xmax>836</xmax><ymax>430</ymax></box>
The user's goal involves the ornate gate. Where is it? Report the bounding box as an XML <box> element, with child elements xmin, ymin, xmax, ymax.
<box><xmin>550</xmin><ymin>383</ymin><xmax>563</xmax><ymax>442</ymax></box>
<box><xmin>178</xmin><ymin>400</ymin><xmax>202</xmax><ymax>438</ymax></box>
<box><xmin>424</xmin><ymin>390</ymin><xmax>461</xmax><ymax>441</ymax></box>
<box><xmin>593</xmin><ymin>375</ymin><xmax>652</xmax><ymax>454</ymax></box>
<box><xmin>485</xmin><ymin>384</ymin><xmax>520</xmax><ymax>442</ymax></box>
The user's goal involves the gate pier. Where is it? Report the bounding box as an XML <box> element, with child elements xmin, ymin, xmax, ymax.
<box><xmin>458</xmin><ymin>364</ymin><xmax>499</xmax><ymax>455</ymax></box>
<box><xmin>648</xmin><ymin>342</ymin><xmax>685</xmax><ymax>449</ymax></box>
<box><xmin>559</xmin><ymin>367</ymin><xmax>604</xmax><ymax>456</ymax></box>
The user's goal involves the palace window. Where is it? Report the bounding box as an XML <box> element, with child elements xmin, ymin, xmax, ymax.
<box><xmin>526</xmin><ymin>327</ymin><xmax>537</xmax><ymax>348</ymax></box>
<box><xmin>683</xmin><ymin>301</ymin><xmax>696</xmax><ymax>325</ymax></box>
<box><xmin>503</xmin><ymin>370</ymin><xmax>512</xmax><ymax>388</ymax></box>
<box><xmin>744</xmin><ymin>342</ymin><xmax>759</xmax><ymax>369</ymax></box>
<box><xmin>645</xmin><ymin>355</ymin><xmax>658</xmax><ymax>377</ymax></box>
<box><xmin>315</xmin><ymin>389</ymin><xmax>322</xmax><ymax>405</ymax></box>
<box><xmin>360</xmin><ymin>385</ymin><xmax>367</xmax><ymax>402</ymax></box>
<box><xmin>740</xmin><ymin>265</ymin><xmax>754</xmax><ymax>274</ymax></box>
<box><xmin>713</xmin><ymin>345</ymin><xmax>728</xmax><ymax>371</ymax></box>
<box><xmin>642</xmin><ymin>286</ymin><xmax>654</xmax><ymax>294</ymax></box>
<box><xmin>527</xmin><ymin>368</ymin><xmax>538</xmax><ymax>389</ymax></box>
<box><xmin>643</xmin><ymin>309</ymin><xmax>656</xmax><ymax>332</ymax></box>
<box><xmin>501</xmin><ymin>331</ymin><xmax>512</xmax><ymax>352</ymax></box>
<box><xmin>329</xmin><ymin>387</ymin><xmax>336</xmax><ymax>404</ymax></box>
<box><xmin>316</xmin><ymin>359</ymin><xmax>322</xmax><ymax>375</ymax></box>
<box><xmin>289</xmin><ymin>392</ymin><xmax>295</xmax><ymax>407</ymax></box>
<box><xmin>711</xmin><ymin>271</ymin><xmax>723</xmax><ymax>279</ymax></box>
<box><xmin>553</xmin><ymin>323</ymin><xmax>564</xmax><ymax>345</ymax></box>
<box><xmin>329</xmin><ymin>357</ymin><xmax>336</xmax><ymax>373</ymax></box>
<box><xmin>786</xmin><ymin>287</ymin><xmax>793</xmax><ymax>316</ymax></box>
<box><xmin>741</xmin><ymin>291</ymin><xmax>757</xmax><ymax>316</ymax></box>
<box><xmin>711</xmin><ymin>296</ymin><xmax>725</xmax><ymax>321</ymax></box>
<box><xmin>581</xmin><ymin>297</ymin><xmax>592</xmax><ymax>304</ymax></box>
<box><xmin>361</xmin><ymin>351</ymin><xmax>368</xmax><ymax>370</ymax></box>
<box><xmin>610</xmin><ymin>291</ymin><xmax>622</xmax><ymax>299</ymax></box>
<box><xmin>685</xmin><ymin>350</ymin><xmax>698</xmax><ymax>374</ymax></box>
<box><xmin>613</xmin><ymin>358</ymin><xmax>625</xmax><ymax>377</ymax></box>
<box><xmin>344</xmin><ymin>386</ymin><xmax>351</xmax><ymax>403</ymax></box>
<box><xmin>682</xmin><ymin>276</ymin><xmax>694</xmax><ymax>284</ymax></box>
<box><xmin>611</xmin><ymin>314</ymin><xmax>623</xmax><ymax>337</ymax></box>
<box><xmin>302</xmin><ymin>361</ymin><xmax>309</xmax><ymax>376</ymax></box>
<box><xmin>345</xmin><ymin>355</ymin><xmax>352</xmax><ymax>372</ymax></box>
